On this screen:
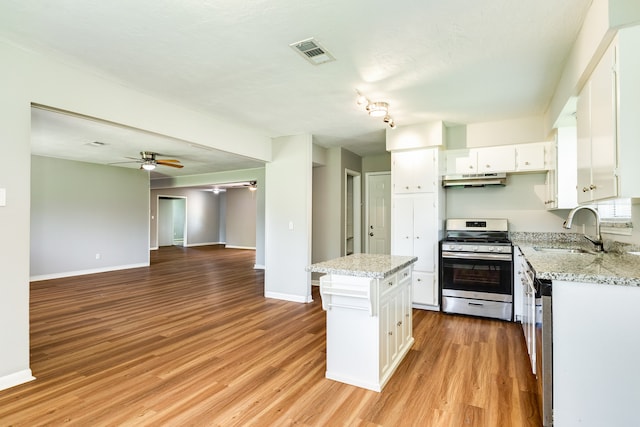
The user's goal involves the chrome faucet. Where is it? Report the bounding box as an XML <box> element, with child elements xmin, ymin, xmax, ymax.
<box><xmin>563</xmin><ymin>206</ymin><xmax>604</xmax><ymax>252</ymax></box>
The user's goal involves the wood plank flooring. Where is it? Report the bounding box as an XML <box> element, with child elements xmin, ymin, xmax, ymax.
<box><xmin>0</xmin><ymin>245</ymin><xmax>541</xmax><ymax>426</ymax></box>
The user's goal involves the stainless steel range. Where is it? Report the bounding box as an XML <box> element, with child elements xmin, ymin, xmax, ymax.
<box><xmin>440</xmin><ymin>219</ymin><xmax>513</xmax><ymax>321</ymax></box>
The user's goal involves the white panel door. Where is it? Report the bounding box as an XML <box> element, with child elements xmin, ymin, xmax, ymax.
<box><xmin>366</xmin><ymin>173</ymin><xmax>391</xmax><ymax>254</ymax></box>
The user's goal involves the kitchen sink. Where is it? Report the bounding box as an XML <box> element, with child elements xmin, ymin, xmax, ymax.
<box><xmin>533</xmin><ymin>247</ymin><xmax>591</xmax><ymax>254</ymax></box>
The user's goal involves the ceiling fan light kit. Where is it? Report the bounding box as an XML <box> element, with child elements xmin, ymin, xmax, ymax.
<box><xmin>356</xmin><ymin>91</ymin><xmax>396</xmax><ymax>128</ymax></box>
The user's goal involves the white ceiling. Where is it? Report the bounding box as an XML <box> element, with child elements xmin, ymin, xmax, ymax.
<box><xmin>30</xmin><ymin>107</ymin><xmax>265</xmax><ymax>179</ymax></box>
<box><xmin>2</xmin><ymin>0</ymin><xmax>592</xmax><ymax>177</ymax></box>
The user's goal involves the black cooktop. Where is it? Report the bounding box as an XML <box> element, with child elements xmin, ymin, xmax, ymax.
<box><xmin>443</xmin><ymin>231</ymin><xmax>511</xmax><ymax>244</ymax></box>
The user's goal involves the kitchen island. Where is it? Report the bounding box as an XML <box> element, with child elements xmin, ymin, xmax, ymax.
<box><xmin>307</xmin><ymin>253</ymin><xmax>417</xmax><ymax>392</ymax></box>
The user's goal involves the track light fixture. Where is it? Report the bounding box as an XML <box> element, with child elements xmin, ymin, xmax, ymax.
<box><xmin>355</xmin><ymin>90</ymin><xmax>396</xmax><ymax>128</ymax></box>
<box><xmin>367</xmin><ymin>102</ymin><xmax>389</xmax><ymax>117</ymax></box>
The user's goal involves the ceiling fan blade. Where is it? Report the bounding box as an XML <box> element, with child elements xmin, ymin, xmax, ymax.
<box><xmin>109</xmin><ymin>160</ymin><xmax>140</xmax><ymax>165</ymax></box>
<box><xmin>156</xmin><ymin>159</ymin><xmax>180</xmax><ymax>163</ymax></box>
<box><xmin>157</xmin><ymin>160</ymin><xmax>184</xmax><ymax>168</ymax></box>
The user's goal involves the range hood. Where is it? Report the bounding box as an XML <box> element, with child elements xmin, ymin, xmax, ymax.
<box><xmin>442</xmin><ymin>173</ymin><xmax>507</xmax><ymax>188</ymax></box>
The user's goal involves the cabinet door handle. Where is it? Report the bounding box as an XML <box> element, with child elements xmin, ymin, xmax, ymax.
<box><xmin>485</xmin><ymin>164</ymin><xmax>491</xmax><ymax>168</ymax></box>
<box><xmin>582</xmin><ymin>187</ymin><xmax>589</xmax><ymax>192</ymax></box>
<box><xmin>417</xmin><ymin>185</ymin><xmax>421</xmax><ymax>189</ymax></box>
<box><xmin>388</xmin><ymin>281</ymin><xmax>393</xmax><ymax>287</ymax></box>
<box><xmin>589</xmin><ymin>184</ymin><xmax>596</xmax><ymax>190</ymax></box>
<box><xmin>397</xmin><ymin>321</ymin><xmax>402</xmax><ymax>327</ymax></box>
<box><xmin>369</xmin><ymin>232</ymin><xmax>374</xmax><ymax>237</ymax></box>
<box><xmin>468</xmin><ymin>302</ymin><xmax>484</xmax><ymax>307</ymax></box>
<box><xmin>524</xmin><ymin>161</ymin><xmax>530</xmax><ymax>165</ymax></box>
<box><xmin>388</xmin><ymin>331</ymin><xmax>393</xmax><ymax>336</ymax></box>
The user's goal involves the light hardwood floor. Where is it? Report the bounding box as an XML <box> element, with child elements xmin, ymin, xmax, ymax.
<box><xmin>0</xmin><ymin>246</ymin><xmax>541</xmax><ymax>426</ymax></box>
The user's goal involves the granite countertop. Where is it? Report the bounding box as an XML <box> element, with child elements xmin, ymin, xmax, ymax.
<box><xmin>306</xmin><ymin>253</ymin><xmax>418</xmax><ymax>279</ymax></box>
<box><xmin>511</xmin><ymin>232</ymin><xmax>640</xmax><ymax>287</ymax></box>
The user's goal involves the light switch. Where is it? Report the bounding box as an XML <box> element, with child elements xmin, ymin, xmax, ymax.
<box><xmin>0</xmin><ymin>188</ymin><xmax>5</xmax><ymax>206</ymax></box>
<box><xmin>288</xmin><ymin>221</ymin><xmax>294</xmax><ymax>230</ymax></box>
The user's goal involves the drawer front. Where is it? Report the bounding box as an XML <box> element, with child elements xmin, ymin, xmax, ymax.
<box><xmin>397</xmin><ymin>267</ymin><xmax>412</xmax><ymax>285</ymax></box>
<box><xmin>380</xmin><ymin>273</ymin><xmax>398</xmax><ymax>297</ymax></box>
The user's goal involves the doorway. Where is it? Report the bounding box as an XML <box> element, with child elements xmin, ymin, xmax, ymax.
<box><xmin>158</xmin><ymin>196</ymin><xmax>187</xmax><ymax>247</ymax></box>
<box><xmin>365</xmin><ymin>172</ymin><xmax>391</xmax><ymax>254</ymax></box>
<box><xmin>345</xmin><ymin>170</ymin><xmax>361</xmax><ymax>256</ymax></box>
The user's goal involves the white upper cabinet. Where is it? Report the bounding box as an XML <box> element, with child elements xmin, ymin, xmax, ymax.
<box><xmin>445</xmin><ymin>143</ymin><xmax>550</xmax><ymax>175</ymax></box>
<box><xmin>445</xmin><ymin>149</ymin><xmax>476</xmax><ymax>175</ymax></box>
<box><xmin>545</xmin><ymin>128</ymin><xmax>577</xmax><ymax>210</ymax></box>
<box><xmin>392</xmin><ymin>149</ymin><xmax>436</xmax><ymax>194</ymax></box>
<box><xmin>515</xmin><ymin>142</ymin><xmax>547</xmax><ymax>171</ymax></box>
<box><xmin>576</xmin><ymin>27</ymin><xmax>640</xmax><ymax>202</ymax></box>
<box><xmin>576</xmin><ymin>40</ymin><xmax>617</xmax><ymax>203</ymax></box>
<box><xmin>476</xmin><ymin>146</ymin><xmax>516</xmax><ymax>174</ymax></box>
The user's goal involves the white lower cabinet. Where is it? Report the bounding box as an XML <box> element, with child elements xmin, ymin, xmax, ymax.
<box><xmin>513</xmin><ymin>247</ymin><xmax>524</xmax><ymax>322</ymax></box>
<box><xmin>514</xmin><ymin>246</ymin><xmax>536</xmax><ymax>375</ymax></box>
<box><xmin>553</xmin><ymin>280</ymin><xmax>640</xmax><ymax>426</ymax></box>
<box><xmin>412</xmin><ymin>271</ymin><xmax>437</xmax><ymax>306</ymax></box>
<box><xmin>321</xmin><ymin>266</ymin><xmax>414</xmax><ymax>392</ymax></box>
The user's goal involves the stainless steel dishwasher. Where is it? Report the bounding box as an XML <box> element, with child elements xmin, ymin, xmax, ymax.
<box><xmin>535</xmin><ymin>279</ymin><xmax>553</xmax><ymax>427</ymax></box>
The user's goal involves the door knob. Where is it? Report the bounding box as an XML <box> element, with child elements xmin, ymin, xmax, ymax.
<box><xmin>369</xmin><ymin>232</ymin><xmax>374</xmax><ymax>237</ymax></box>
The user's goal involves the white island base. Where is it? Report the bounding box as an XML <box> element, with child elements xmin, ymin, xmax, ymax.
<box><xmin>308</xmin><ymin>254</ymin><xmax>417</xmax><ymax>392</ymax></box>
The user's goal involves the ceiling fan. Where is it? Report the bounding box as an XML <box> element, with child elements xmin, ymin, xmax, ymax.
<box><xmin>122</xmin><ymin>151</ymin><xmax>184</xmax><ymax>171</ymax></box>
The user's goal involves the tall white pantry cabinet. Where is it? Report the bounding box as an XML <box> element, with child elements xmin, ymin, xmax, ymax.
<box><xmin>387</xmin><ymin>123</ymin><xmax>445</xmax><ymax>310</ymax></box>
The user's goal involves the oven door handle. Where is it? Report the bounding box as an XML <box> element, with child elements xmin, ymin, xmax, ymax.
<box><xmin>441</xmin><ymin>251</ymin><xmax>512</xmax><ymax>262</ymax></box>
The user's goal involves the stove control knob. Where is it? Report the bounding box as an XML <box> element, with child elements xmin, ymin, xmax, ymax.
<box><xmin>472</xmin><ymin>246</ymin><xmax>479</xmax><ymax>252</ymax></box>
<box><xmin>488</xmin><ymin>246</ymin><xmax>495</xmax><ymax>252</ymax></box>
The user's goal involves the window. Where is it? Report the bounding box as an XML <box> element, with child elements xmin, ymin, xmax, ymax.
<box><xmin>596</xmin><ymin>198</ymin><xmax>633</xmax><ymax>235</ymax></box>
<box><xmin>596</xmin><ymin>198</ymin><xmax>632</xmax><ymax>221</ymax></box>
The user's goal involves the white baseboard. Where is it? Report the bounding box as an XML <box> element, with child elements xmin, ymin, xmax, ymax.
<box><xmin>0</xmin><ymin>369</ymin><xmax>35</xmax><ymax>392</ymax></box>
<box><xmin>254</xmin><ymin>264</ymin><xmax>266</xmax><ymax>270</ymax></box>
<box><xmin>265</xmin><ymin>291</ymin><xmax>314</xmax><ymax>303</ymax></box>
<box><xmin>412</xmin><ymin>303</ymin><xmax>440</xmax><ymax>311</ymax></box>
<box><xmin>30</xmin><ymin>262</ymin><xmax>149</xmax><ymax>282</ymax></box>
<box><xmin>185</xmin><ymin>241</ymin><xmax>225</xmax><ymax>247</ymax></box>
<box><xmin>225</xmin><ymin>245</ymin><xmax>256</xmax><ymax>250</ymax></box>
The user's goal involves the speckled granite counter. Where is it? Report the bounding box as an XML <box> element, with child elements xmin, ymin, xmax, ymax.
<box><xmin>511</xmin><ymin>232</ymin><xmax>640</xmax><ymax>287</ymax></box>
<box><xmin>306</xmin><ymin>253</ymin><xmax>417</xmax><ymax>279</ymax></box>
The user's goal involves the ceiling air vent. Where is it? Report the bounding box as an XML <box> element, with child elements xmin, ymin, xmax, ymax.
<box><xmin>289</xmin><ymin>37</ymin><xmax>336</xmax><ymax>65</ymax></box>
